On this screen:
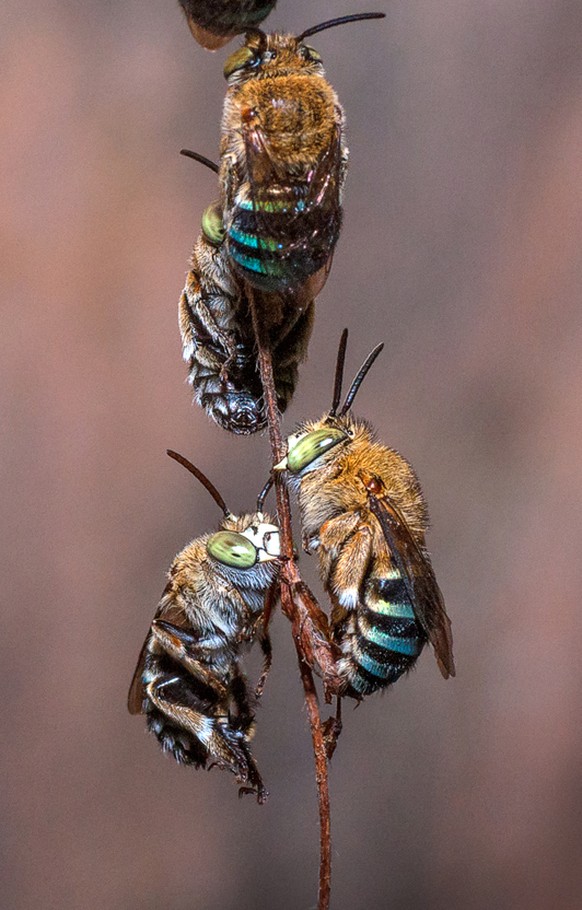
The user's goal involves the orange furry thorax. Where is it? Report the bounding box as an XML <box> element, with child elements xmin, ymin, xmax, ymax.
<box><xmin>234</xmin><ymin>75</ymin><xmax>338</xmax><ymax>164</ymax></box>
<box><xmin>295</xmin><ymin>417</ymin><xmax>429</xmax><ymax>541</ymax></box>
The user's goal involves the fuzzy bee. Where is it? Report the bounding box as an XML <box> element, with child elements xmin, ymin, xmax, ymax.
<box><xmin>178</xmin><ymin>0</ymin><xmax>277</xmax><ymax>50</ymax></box>
<box><xmin>275</xmin><ymin>331</ymin><xmax>455</xmax><ymax>700</ymax></box>
<box><xmin>128</xmin><ymin>450</ymin><xmax>281</xmax><ymax>802</ymax></box>
<box><xmin>179</xmin><ymin>150</ymin><xmax>314</xmax><ymax>434</ymax></box>
<box><xmin>219</xmin><ymin>12</ymin><xmax>385</xmax><ymax>295</ymax></box>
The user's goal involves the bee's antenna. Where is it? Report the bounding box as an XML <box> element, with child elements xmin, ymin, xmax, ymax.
<box><xmin>329</xmin><ymin>328</ymin><xmax>349</xmax><ymax>416</ymax></box>
<box><xmin>167</xmin><ymin>450</ymin><xmax>230</xmax><ymax>516</ymax></box>
<box><xmin>298</xmin><ymin>12</ymin><xmax>386</xmax><ymax>43</ymax></box>
<box><xmin>338</xmin><ymin>343</ymin><xmax>384</xmax><ymax>417</ymax></box>
<box><xmin>256</xmin><ymin>476</ymin><xmax>274</xmax><ymax>513</ymax></box>
<box><xmin>180</xmin><ymin>149</ymin><xmax>219</xmax><ymax>174</ymax></box>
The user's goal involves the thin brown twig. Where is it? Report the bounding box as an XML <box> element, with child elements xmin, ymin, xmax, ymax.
<box><xmin>247</xmin><ymin>285</ymin><xmax>333</xmax><ymax>910</ymax></box>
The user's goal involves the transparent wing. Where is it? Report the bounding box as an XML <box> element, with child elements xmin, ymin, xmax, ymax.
<box><xmin>227</xmin><ymin>121</ymin><xmax>343</xmax><ymax>288</ymax></box>
<box><xmin>368</xmin><ymin>493</ymin><xmax>456</xmax><ymax>680</ymax></box>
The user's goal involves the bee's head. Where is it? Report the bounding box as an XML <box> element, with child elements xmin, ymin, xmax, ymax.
<box><xmin>223</xmin><ymin>12</ymin><xmax>385</xmax><ymax>85</ymax></box>
<box><xmin>166</xmin><ymin>451</ymin><xmax>280</xmax><ymax>572</ymax></box>
<box><xmin>274</xmin><ymin>419</ymin><xmax>352</xmax><ymax>477</ymax></box>
<box><xmin>274</xmin><ymin>328</ymin><xmax>383</xmax><ymax>477</ymax></box>
<box><xmin>210</xmin><ymin>511</ymin><xmax>281</xmax><ymax>570</ymax></box>
<box><xmin>223</xmin><ymin>33</ymin><xmax>324</xmax><ymax>85</ymax></box>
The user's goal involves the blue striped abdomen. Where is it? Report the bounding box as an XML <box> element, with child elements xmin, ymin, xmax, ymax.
<box><xmin>226</xmin><ymin>188</ymin><xmax>341</xmax><ymax>292</ymax></box>
<box><xmin>339</xmin><ymin>573</ymin><xmax>425</xmax><ymax>698</ymax></box>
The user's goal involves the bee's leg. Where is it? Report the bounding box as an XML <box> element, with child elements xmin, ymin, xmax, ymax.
<box><xmin>147</xmin><ymin>674</ymin><xmax>264</xmax><ymax>793</ymax></box>
<box><xmin>179</xmin><ymin>288</ymin><xmax>227</xmax><ymax>407</ymax></box>
<box><xmin>150</xmin><ymin>620</ymin><xmax>228</xmax><ymax>698</ymax></box>
<box><xmin>227</xmin><ymin>671</ymin><xmax>268</xmax><ymax>802</ymax></box>
<box><xmin>180</xmin><ymin>273</ymin><xmax>238</xmax><ymax>364</ymax></box>
<box><xmin>191</xmin><ymin>294</ymin><xmax>238</xmax><ymax>374</ymax></box>
<box><xmin>325</xmin><ymin>525</ymin><xmax>373</xmax><ymax>611</ymax></box>
<box><xmin>180</xmin><ymin>271</ymin><xmax>225</xmax><ymax>354</ymax></box>
<box><xmin>254</xmin><ymin>633</ymin><xmax>272</xmax><ymax>701</ymax></box>
<box><xmin>237</xmin><ymin>755</ymin><xmax>269</xmax><ymax>805</ymax></box>
<box><xmin>254</xmin><ymin>582</ymin><xmax>277</xmax><ymax>699</ymax></box>
<box><xmin>218</xmin><ymin>705</ymin><xmax>268</xmax><ymax>803</ymax></box>
<box><xmin>322</xmin><ymin>697</ymin><xmax>343</xmax><ymax>761</ymax></box>
<box><xmin>317</xmin><ymin>513</ymin><xmax>369</xmax><ymax>597</ymax></box>
<box><xmin>179</xmin><ymin>287</ymin><xmax>198</xmax><ymax>359</ymax></box>
<box><xmin>229</xmin><ymin>669</ymin><xmax>255</xmax><ymax>735</ymax></box>
<box><xmin>220</xmin><ymin>152</ymin><xmax>237</xmax><ymax>210</ymax></box>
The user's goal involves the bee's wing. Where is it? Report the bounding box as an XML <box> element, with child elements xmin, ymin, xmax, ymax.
<box><xmin>241</xmin><ymin>120</ymin><xmax>343</xmax><ymax>260</ymax></box>
<box><xmin>127</xmin><ymin>583</ymin><xmax>189</xmax><ymax>715</ymax></box>
<box><xmin>127</xmin><ymin>635</ymin><xmax>151</xmax><ymax>715</ymax></box>
<box><xmin>368</xmin><ymin>494</ymin><xmax>456</xmax><ymax>680</ymax></box>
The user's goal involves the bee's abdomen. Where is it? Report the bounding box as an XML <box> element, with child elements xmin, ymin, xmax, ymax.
<box><xmin>180</xmin><ymin>0</ymin><xmax>276</xmax><ymax>35</ymax></box>
<box><xmin>147</xmin><ymin>708</ymin><xmax>210</xmax><ymax>766</ymax></box>
<box><xmin>143</xmin><ymin>651</ymin><xmax>222</xmax><ymax>765</ymax></box>
<box><xmin>339</xmin><ymin>575</ymin><xmax>425</xmax><ymax>698</ymax></box>
<box><xmin>227</xmin><ymin>191</ymin><xmax>341</xmax><ymax>292</ymax></box>
<box><xmin>180</xmin><ymin>278</ymin><xmax>268</xmax><ymax>434</ymax></box>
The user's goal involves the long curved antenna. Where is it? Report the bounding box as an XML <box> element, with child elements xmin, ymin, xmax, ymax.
<box><xmin>167</xmin><ymin>450</ymin><xmax>230</xmax><ymax>516</ymax></box>
<box><xmin>179</xmin><ymin>149</ymin><xmax>219</xmax><ymax>174</ymax></box>
<box><xmin>338</xmin><ymin>343</ymin><xmax>384</xmax><ymax>417</ymax></box>
<box><xmin>257</xmin><ymin>476</ymin><xmax>274</xmax><ymax>513</ymax></box>
<box><xmin>298</xmin><ymin>12</ymin><xmax>386</xmax><ymax>43</ymax></box>
<box><xmin>329</xmin><ymin>328</ymin><xmax>349</xmax><ymax>417</ymax></box>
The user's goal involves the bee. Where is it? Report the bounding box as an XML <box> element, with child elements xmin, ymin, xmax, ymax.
<box><xmin>178</xmin><ymin>1</ymin><xmax>277</xmax><ymax>50</ymax></box>
<box><xmin>219</xmin><ymin>12</ymin><xmax>385</xmax><ymax>294</ymax></box>
<box><xmin>179</xmin><ymin>149</ymin><xmax>315</xmax><ymax>434</ymax></box>
<box><xmin>275</xmin><ymin>331</ymin><xmax>455</xmax><ymax>700</ymax></box>
<box><xmin>128</xmin><ymin>450</ymin><xmax>281</xmax><ymax>802</ymax></box>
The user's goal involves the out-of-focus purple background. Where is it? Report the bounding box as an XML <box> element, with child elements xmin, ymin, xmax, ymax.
<box><xmin>2</xmin><ymin>1</ymin><xmax>582</xmax><ymax>908</ymax></box>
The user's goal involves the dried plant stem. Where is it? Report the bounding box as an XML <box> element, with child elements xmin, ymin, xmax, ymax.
<box><xmin>247</xmin><ymin>286</ymin><xmax>332</xmax><ymax>910</ymax></box>
<box><xmin>294</xmin><ymin>636</ymin><xmax>332</xmax><ymax>910</ymax></box>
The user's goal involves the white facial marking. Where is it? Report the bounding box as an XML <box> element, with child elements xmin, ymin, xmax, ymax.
<box><xmin>241</xmin><ymin>523</ymin><xmax>280</xmax><ymax>561</ymax></box>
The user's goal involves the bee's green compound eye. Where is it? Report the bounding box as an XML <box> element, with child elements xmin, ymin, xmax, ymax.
<box><xmin>224</xmin><ymin>46</ymin><xmax>257</xmax><ymax>80</ymax></box>
<box><xmin>287</xmin><ymin>428</ymin><xmax>348</xmax><ymax>473</ymax></box>
<box><xmin>207</xmin><ymin>531</ymin><xmax>257</xmax><ymax>569</ymax></box>
<box><xmin>302</xmin><ymin>44</ymin><xmax>322</xmax><ymax>62</ymax></box>
<box><xmin>202</xmin><ymin>203</ymin><xmax>225</xmax><ymax>247</ymax></box>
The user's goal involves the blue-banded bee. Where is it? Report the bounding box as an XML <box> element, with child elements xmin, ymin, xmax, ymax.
<box><xmin>128</xmin><ymin>450</ymin><xmax>281</xmax><ymax>802</ymax></box>
<box><xmin>275</xmin><ymin>331</ymin><xmax>455</xmax><ymax>700</ymax></box>
<box><xmin>178</xmin><ymin>0</ymin><xmax>277</xmax><ymax>50</ymax></box>
<box><xmin>179</xmin><ymin>150</ymin><xmax>314</xmax><ymax>434</ymax></box>
<box><xmin>219</xmin><ymin>13</ymin><xmax>385</xmax><ymax>294</ymax></box>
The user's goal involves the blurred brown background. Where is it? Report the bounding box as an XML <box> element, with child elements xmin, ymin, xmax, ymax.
<box><xmin>2</xmin><ymin>1</ymin><xmax>582</xmax><ymax>908</ymax></box>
